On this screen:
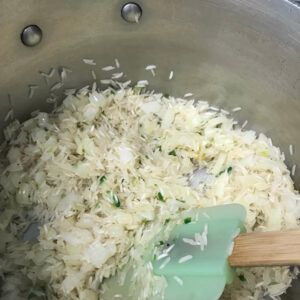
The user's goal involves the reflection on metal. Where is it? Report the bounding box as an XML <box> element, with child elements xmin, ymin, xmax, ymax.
<box><xmin>121</xmin><ymin>2</ymin><xmax>142</xmax><ymax>23</ymax></box>
<box><xmin>21</xmin><ymin>25</ymin><xmax>43</xmax><ymax>47</ymax></box>
<box><xmin>287</xmin><ymin>0</ymin><xmax>300</xmax><ymax>8</ymax></box>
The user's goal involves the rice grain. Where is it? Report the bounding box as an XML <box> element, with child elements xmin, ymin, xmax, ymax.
<box><xmin>173</xmin><ymin>276</ymin><xmax>183</xmax><ymax>286</ymax></box>
<box><xmin>102</xmin><ymin>66</ymin><xmax>115</xmax><ymax>71</ymax></box>
<box><xmin>83</xmin><ymin>59</ymin><xmax>96</xmax><ymax>65</ymax></box>
<box><xmin>289</xmin><ymin>144</ymin><xmax>294</xmax><ymax>156</ymax></box>
<box><xmin>115</xmin><ymin>58</ymin><xmax>120</xmax><ymax>68</ymax></box>
<box><xmin>178</xmin><ymin>255</ymin><xmax>193</xmax><ymax>264</ymax></box>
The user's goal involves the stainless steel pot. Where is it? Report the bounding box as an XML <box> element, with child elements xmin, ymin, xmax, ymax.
<box><xmin>0</xmin><ymin>0</ymin><xmax>299</xmax><ymax>298</ymax></box>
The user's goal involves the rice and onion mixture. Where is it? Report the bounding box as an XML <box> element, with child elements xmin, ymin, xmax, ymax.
<box><xmin>0</xmin><ymin>84</ymin><xmax>300</xmax><ymax>300</ymax></box>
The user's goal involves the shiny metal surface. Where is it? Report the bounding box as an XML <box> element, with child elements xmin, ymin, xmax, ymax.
<box><xmin>121</xmin><ymin>2</ymin><xmax>142</xmax><ymax>23</ymax></box>
<box><xmin>20</xmin><ymin>24</ymin><xmax>42</xmax><ymax>47</ymax></box>
<box><xmin>290</xmin><ymin>0</ymin><xmax>300</xmax><ymax>7</ymax></box>
<box><xmin>0</xmin><ymin>0</ymin><xmax>299</xmax><ymax>298</ymax></box>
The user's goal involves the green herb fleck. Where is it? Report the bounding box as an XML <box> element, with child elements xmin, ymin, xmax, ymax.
<box><xmin>110</xmin><ymin>192</ymin><xmax>120</xmax><ymax>207</ymax></box>
<box><xmin>164</xmin><ymin>218</ymin><xmax>170</xmax><ymax>224</ymax></box>
<box><xmin>145</xmin><ymin>155</ymin><xmax>149</xmax><ymax>159</ymax></box>
<box><xmin>158</xmin><ymin>145</ymin><xmax>162</xmax><ymax>152</ymax></box>
<box><xmin>95</xmin><ymin>202</ymin><xmax>100</xmax><ymax>208</ymax></box>
<box><xmin>157</xmin><ymin>192</ymin><xmax>165</xmax><ymax>202</ymax></box>
<box><xmin>260</xmin><ymin>150</ymin><xmax>269</xmax><ymax>157</ymax></box>
<box><xmin>159</xmin><ymin>240</ymin><xmax>164</xmax><ymax>245</ymax></box>
<box><xmin>218</xmin><ymin>169</ymin><xmax>225</xmax><ymax>176</ymax></box>
<box><xmin>108</xmin><ymin>86</ymin><xmax>116</xmax><ymax>94</ymax></box>
<box><xmin>154</xmin><ymin>114</ymin><xmax>162</xmax><ymax>126</ymax></box>
<box><xmin>133</xmin><ymin>86</ymin><xmax>144</xmax><ymax>95</ymax></box>
<box><xmin>153</xmin><ymin>254</ymin><xmax>157</xmax><ymax>260</ymax></box>
<box><xmin>168</xmin><ymin>150</ymin><xmax>177</xmax><ymax>156</ymax></box>
<box><xmin>28</xmin><ymin>293</ymin><xmax>35</xmax><ymax>300</ymax></box>
<box><xmin>184</xmin><ymin>217</ymin><xmax>192</xmax><ymax>224</ymax></box>
<box><xmin>238</xmin><ymin>274</ymin><xmax>246</xmax><ymax>282</ymax></box>
<box><xmin>176</xmin><ymin>198</ymin><xmax>186</xmax><ymax>203</ymax></box>
<box><xmin>227</xmin><ymin>166</ymin><xmax>233</xmax><ymax>173</ymax></box>
<box><xmin>218</xmin><ymin>166</ymin><xmax>233</xmax><ymax>176</ymax></box>
<box><xmin>76</xmin><ymin>121</ymin><xmax>87</xmax><ymax>129</ymax></box>
<box><xmin>98</xmin><ymin>175</ymin><xmax>107</xmax><ymax>184</ymax></box>
<box><xmin>27</xmin><ymin>288</ymin><xmax>45</xmax><ymax>300</ymax></box>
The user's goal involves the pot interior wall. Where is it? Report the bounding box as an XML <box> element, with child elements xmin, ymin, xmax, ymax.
<box><xmin>0</xmin><ymin>0</ymin><xmax>299</xmax><ymax>298</ymax></box>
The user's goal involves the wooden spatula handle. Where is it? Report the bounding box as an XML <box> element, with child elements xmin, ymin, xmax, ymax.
<box><xmin>229</xmin><ymin>230</ymin><xmax>300</xmax><ymax>267</ymax></box>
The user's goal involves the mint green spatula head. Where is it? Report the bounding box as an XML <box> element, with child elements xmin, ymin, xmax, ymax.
<box><xmin>101</xmin><ymin>204</ymin><xmax>246</xmax><ymax>300</ymax></box>
<box><xmin>152</xmin><ymin>204</ymin><xmax>246</xmax><ymax>300</ymax></box>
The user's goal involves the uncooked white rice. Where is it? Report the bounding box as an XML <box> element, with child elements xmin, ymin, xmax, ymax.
<box><xmin>91</xmin><ymin>70</ymin><xmax>97</xmax><ymax>80</ymax></box>
<box><xmin>60</xmin><ymin>67</ymin><xmax>72</xmax><ymax>81</ymax></box>
<box><xmin>3</xmin><ymin>109</ymin><xmax>14</xmax><ymax>122</ymax></box>
<box><xmin>137</xmin><ymin>80</ymin><xmax>149</xmax><ymax>87</ymax></box>
<box><xmin>157</xmin><ymin>253</ymin><xmax>169</xmax><ymax>261</ymax></box>
<box><xmin>145</xmin><ymin>65</ymin><xmax>156</xmax><ymax>77</ymax></box>
<box><xmin>221</xmin><ymin>109</ymin><xmax>230</xmax><ymax>115</ymax></box>
<box><xmin>50</xmin><ymin>81</ymin><xmax>64</xmax><ymax>91</ymax></box>
<box><xmin>178</xmin><ymin>255</ymin><xmax>193</xmax><ymax>264</ymax></box>
<box><xmin>242</xmin><ymin>120</ymin><xmax>248</xmax><ymax>129</ymax></box>
<box><xmin>147</xmin><ymin>262</ymin><xmax>153</xmax><ymax>271</ymax></box>
<box><xmin>121</xmin><ymin>80</ymin><xmax>132</xmax><ymax>88</ymax></box>
<box><xmin>28</xmin><ymin>85</ymin><xmax>39</xmax><ymax>99</ymax></box>
<box><xmin>169</xmin><ymin>70</ymin><xmax>174</xmax><ymax>80</ymax></box>
<box><xmin>202</xmin><ymin>212</ymin><xmax>210</xmax><ymax>219</ymax></box>
<box><xmin>183</xmin><ymin>238</ymin><xmax>198</xmax><ymax>246</ymax></box>
<box><xmin>64</xmin><ymin>88</ymin><xmax>77</xmax><ymax>96</ymax></box>
<box><xmin>255</xmin><ymin>282</ymin><xmax>264</xmax><ymax>288</ymax></box>
<box><xmin>102</xmin><ymin>65</ymin><xmax>115</xmax><ymax>71</ymax></box>
<box><xmin>184</xmin><ymin>93</ymin><xmax>193</xmax><ymax>98</ymax></box>
<box><xmin>232</xmin><ymin>107</ymin><xmax>242</xmax><ymax>112</ymax></box>
<box><xmin>210</xmin><ymin>106</ymin><xmax>219</xmax><ymax>112</ymax></box>
<box><xmin>293</xmin><ymin>267</ymin><xmax>300</xmax><ymax>276</ymax></box>
<box><xmin>112</xmin><ymin>72</ymin><xmax>124</xmax><ymax>79</ymax></box>
<box><xmin>45</xmin><ymin>95</ymin><xmax>57</xmax><ymax>104</ymax></box>
<box><xmin>292</xmin><ymin>164</ymin><xmax>297</xmax><ymax>176</ymax></box>
<box><xmin>115</xmin><ymin>58</ymin><xmax>120</xmax><ymax>68</ymax></box>
<box><xmin>39</xmin><ymin>68</ymin><xmax>55</xmax><ymax>85</ymax></box>
<box><xmin>268</xmin><ymin>137</ymin><xmax>273</xmax><ymax>146</ymax></box>
<box><xmin>0</xmin><ymin>82</ymin><xmax>299</xmax><ymax>300</ymax></box>
<box><xmin>83</xmin><ymin>58</ymin><xmax>96</xmax><ymax>65</ymax></box>
<box><xmin>289</xmin><ymin>144</ymin><xmax>294</xmax><ymax>156</ymax></box>
<box><xmin>159</xmin><ymin>257</ymin><xmax>171</xmax><ymax>269</ymax></box>
<box><xmin>100</xmin><ymin>79</ymin><xmax>112</xmax><ymax>85</ymax></box>
<box><xmin>173</xmin><ymin>276</ymin><xmax>183</xmax><ymax>286</ymax></box>
<box><xmin>165</xmin><ymin>244</ymin><xmax>175</xmax><ymax>254</ymax></box>
<box><xmin>145</xmin><ymin>65</ymin><xmax>156</xmax><ymax>70</ymax></box>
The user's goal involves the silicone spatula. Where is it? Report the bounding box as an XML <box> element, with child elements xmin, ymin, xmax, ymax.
<box><xmin>152</xmin><ymin>204</ymin><xmax>246</xmax><ymax>300</ymax></box>
<box><xmin>102</xmin><ymin>204</ymin><xmax>300</xmax><ymax>300</ymax></box>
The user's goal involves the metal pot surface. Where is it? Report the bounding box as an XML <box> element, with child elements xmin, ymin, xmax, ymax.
<box><xmin>0</xmin><ymin>0</ymin><xmax>299</xmax><ymax>298</ymax></box>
